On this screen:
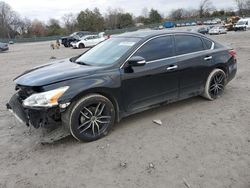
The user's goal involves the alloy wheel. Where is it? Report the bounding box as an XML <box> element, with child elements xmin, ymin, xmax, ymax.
<box><xmin>77</xmin><ymin>102</ymin><xmax>112</xmax><ymax>137</ymax></box>
<box><xmin>209</xmin><ymin>72</ymin><xmax>225</xmax><ymax>98</ymax></box>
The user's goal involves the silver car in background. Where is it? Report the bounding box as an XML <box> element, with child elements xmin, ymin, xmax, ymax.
<box><xmin>0</xmin><ymin>42</ymin><xmax>9</xmax><ymax>52</ymax></box>
<box><xmin>209</xmin><ymin>26</ymin><xmax>227</xmax><ymax>35</ymax></box>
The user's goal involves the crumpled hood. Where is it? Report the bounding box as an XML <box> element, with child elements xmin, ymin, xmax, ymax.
<box><xmin>15</xmin><ymin>58</ymin><xmax>101</xmax><ymax>87</ymax></box>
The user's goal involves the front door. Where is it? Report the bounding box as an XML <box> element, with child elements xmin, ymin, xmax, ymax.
<box><xmin>121</xmin><ymin>35</ymin><xmax>179</xmax><ymax>113</ymax></box>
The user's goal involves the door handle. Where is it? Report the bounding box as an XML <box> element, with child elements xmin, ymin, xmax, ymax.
<box><xmin>166</xmin><ymin>65</ymin><xmax>178</xmax><ymax>71</ymax></box>
<box><xmin>204</xmin><ymin>56</ymin><xmax>213</xmax><ymax>61</ymax></box>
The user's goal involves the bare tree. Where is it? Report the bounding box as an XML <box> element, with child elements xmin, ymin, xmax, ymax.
<box><xmin>235</xmin><ymin>0</ymin><xmax>250</xmax><ymax>15</ymax></box>
<box><xmin>170</xmin><ymin>9</ymin><xmax>184</xmax><ymax>20</ymax></box>
<box><xmin>198</xmin><ymin>0</ymin><xmax>214</xmax><ymax>18</ymax></box>
<box><xmin>247</xmin><ymin>0</ymin><xmax>250</xmax><ymax>9</ymax></box>
<box><xmin>235</xmin><ymin>0</ymin><xmax>245</xmax><ymax>15</ymax></box>
<box><xmin>141</xmin><ymin>7</ymin><xmax>149</xmax><ymax>18</ymax></box>
<box><xmin>62</xmin><ymin>13</ymin><xmax>77</xmax><ymax>34</ymax></box>
<box><xmin>182</xmin><ymin>8</ymin><xmax>199</xmax><ymax>18</ymax></box>
<box><xmin>30</xmin><ymin>19</ymin><xmax>46</xmax><ymax>36</ymax></box>
<box><xmin>0</xmin><ymin>1</ymin><xmax>22</xmax><ymax>38</ymax></box>
<box><xmin>19</xmin><ymin>18</ymin><xmax>32</xmax><ymax>36</ymax></box>
<box><xmin>105</xmin><ymin>8</ymin><xmax>123</xmax><ymax>29</ymax></box>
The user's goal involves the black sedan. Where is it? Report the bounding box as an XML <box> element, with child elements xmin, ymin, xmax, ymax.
<box><xmin>191</xmin><ymin>27</ymin><xmax>209</xmax><ymax>35</ymax></box>
<box><xmin>7</xmin><ymin>30</ymin><xmax>237</xmax><ymax>142</ymax></box>
<box><xmin>0</xmin><ymin>42</ymin><xmax>9</xmax><ymax>52</ymax></box>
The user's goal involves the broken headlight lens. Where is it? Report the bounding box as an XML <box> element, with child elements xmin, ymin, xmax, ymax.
<box><xmin>23</xmin><ymin>86</ymin><xmax>69</xmax><ymax>107</ymax></box>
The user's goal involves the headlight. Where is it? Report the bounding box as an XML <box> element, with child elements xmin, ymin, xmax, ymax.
<box><xmin>23</xmin><ymin>86</ymin><xmax>69</xmax><ymax>107</ymax></box>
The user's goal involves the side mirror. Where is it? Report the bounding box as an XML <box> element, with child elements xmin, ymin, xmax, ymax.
<box><xmin>127</xmin><ymin>56</ymin><xmax>146</xmax><ymax>67</ymax></box>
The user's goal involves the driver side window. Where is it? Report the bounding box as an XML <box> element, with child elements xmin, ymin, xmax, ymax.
<box><xmin>133</xmin><ymin>35</ymin><xmax>174</xmax><ymax>62</ymax></box>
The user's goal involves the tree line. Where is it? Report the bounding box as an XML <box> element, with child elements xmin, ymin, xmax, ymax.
<box><xmin>0</xmin><ymin>0</ymin><xmax>250</xmax><ymax>39</ymax></box>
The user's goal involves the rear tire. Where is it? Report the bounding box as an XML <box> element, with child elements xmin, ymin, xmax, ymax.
<box><xmin>202</xmin><ymin>69</ymin><xmax>226</xmax><ymax>100</ymax></box>
<box><xmin>63</xmin><ymin>94</ymin><xmax>115</xmax><ymax>142</ymax></box>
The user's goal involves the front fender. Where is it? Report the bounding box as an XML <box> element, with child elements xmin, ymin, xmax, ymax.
<box><xmin>41</xmin><ymin>68</ymin><xmax>121</xmax><ymax>103</ymax></box>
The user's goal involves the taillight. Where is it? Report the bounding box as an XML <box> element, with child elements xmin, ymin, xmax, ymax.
<box><xmin>229</xmin><ymin>49</ymin><xmax>237</xmax><ymax>58</ymax></box>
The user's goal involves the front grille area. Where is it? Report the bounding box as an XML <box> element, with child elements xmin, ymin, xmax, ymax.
<box><xmin>16</xmin><ymin>85</ymin><xmax>38</xmax><ymax>100</ymax></box>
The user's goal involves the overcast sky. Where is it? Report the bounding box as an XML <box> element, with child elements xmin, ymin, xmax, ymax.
<box><xmin>3</xmin><ymin>0</ymin><xmax>236</xmax><ymax>22</ymax></box>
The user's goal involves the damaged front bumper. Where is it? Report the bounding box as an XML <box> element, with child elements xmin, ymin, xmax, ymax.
<box><xmin>7</xmin><ymin>93</ymin><xmax>61</xmax><ymax>129</ymax></box>
<box><xmin>6</xmin><ymin>92</ymin><xmax>71</xmax><ymax>143</ymax></box>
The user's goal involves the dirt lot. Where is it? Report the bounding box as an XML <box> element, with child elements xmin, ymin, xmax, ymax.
<box><xmin>0</xmin><ymin>31</ymin><xmax>250</xmax><ymax>188</ymax></box>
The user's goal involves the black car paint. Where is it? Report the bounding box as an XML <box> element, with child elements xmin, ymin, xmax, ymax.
<box><xmin>7</xmin><ymin>30</ymin><xmax>237</xmax><ymax>129</ymax></box>
<box><xmin>197</xmin><ymin>28</ymin><xmax>209</xmax><ymax>35</ymax></box>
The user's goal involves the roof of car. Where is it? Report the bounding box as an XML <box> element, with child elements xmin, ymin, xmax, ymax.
<box><xmin>115</xmin><ymin>29</ymin><xmax>202</xmax><ymax>39</ymax></box>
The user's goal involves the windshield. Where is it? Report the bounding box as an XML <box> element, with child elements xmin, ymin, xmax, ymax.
<box><xmin>75</xmin><ymin>37</ymin><xmax>140</xmax><ymax>66</ymax></box>
<box><xmin>237</xmin><ymin>21</ymin><xmax>247</xmax><ymax>25</ymax></box>
<box><xmin>70</xmin><ymin>32</ymin><xmax>77</xmax><ymax>37</ymax></box>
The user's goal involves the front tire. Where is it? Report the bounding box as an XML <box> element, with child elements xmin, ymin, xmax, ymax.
<box><xmin>202</xmin><ymin>69</ymin><xmax>226</xmax><ymax>100</ymax></box>
<box><xmin>64</xmin><ymin>94</ymin><xmax>115</xmax><ymax>142</ymax></box>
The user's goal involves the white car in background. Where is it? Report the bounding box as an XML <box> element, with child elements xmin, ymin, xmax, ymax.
<box><xmin>234</xmin><ymin>18</ymin><xmax>250</xmax><ymax>31</ymax></box>
<box><xmin>71</xmin><ymin>33</ymin><xmax>106</xmax><ymax>49</ymax></box>
<box><xmin>209</xmin><ymin>26</ymin><xmax>227</xmax><ymax>35</ymax></box>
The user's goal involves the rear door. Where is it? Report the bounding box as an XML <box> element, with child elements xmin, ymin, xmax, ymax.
<box><xmin>174</xmin><ymin>34</ymin><xmax>213</xmax><ymax>98</ymax></box>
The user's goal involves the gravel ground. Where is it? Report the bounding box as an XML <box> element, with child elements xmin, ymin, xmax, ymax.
<box><xmin>0</xmin><ymin>31</ymin><xmax>250</xmax><ymax>188</ymax></box>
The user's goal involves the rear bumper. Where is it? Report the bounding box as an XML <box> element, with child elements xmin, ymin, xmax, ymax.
<box><xmin>7</xmin><ymin>93</ymin><xmax>61</xmax><ymax>129</ymax></box>
<box><xmin>228</xmin><ymin>62</ymin><xmax>237</xmax><ymax>83</ymax></box>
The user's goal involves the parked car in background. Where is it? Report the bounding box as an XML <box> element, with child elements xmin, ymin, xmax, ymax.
<box><xmin>209</xmin><ymin>26</ymin><xmax>227</xmax><ymax>35</ymax></box>
<box><xmin>207</xmin><ymin>25</ymin><xmax>215</xmax><ymax>30</ymax></box>
<box><xmin>61</xmin><ymin>31</ymin><xmax>91</xmax><ymax>47</ymax></box>
<box><xmin>234</xmin><ymin>18</ymin><xmax>250</xmax><ymax>31</ymax></box>
<box><xmin>192</xmin><ymin>27</ymin><xmax>209</xmax><ymax>35</ymax></box>
<box><xmin>71</xmin><ymin>33</ymin><xmax>106</xmax><ymax>49</ymax></box>
<box><xmin>211</xmin><ymin>20</ymin><xmax>218</xmax><ymax>25</ymax></box>
<box><xmin>0</xmin><ymin>42</ymin><xmax>9</xmax><ymax>52</ymax></box>
<box><xmin>197</xmin><ymin>21</ymin><xmax>203</xmax><ymax>25</ymax></box>
<box><xmin>204</xmin><ymin>20</ymin><xmax>211</xmax><ymax>25</ymax></box>
<box><xmin>163</xmin><ymin>21</ymin><xmax>175</xmax><ymax>28</ymax></box>
<box><xmin>213</xmin><ymin>18</ymin><xmax>222</xmax><ymax>24</ymax></box>
<box><xmin>7</xmin><ymin>30</ymin><xmax>237</xmax><ymax>142</ymax></box>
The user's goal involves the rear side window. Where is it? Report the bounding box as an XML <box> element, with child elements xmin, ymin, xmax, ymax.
<box><xmin>133</xmin><ymin>36</ymin><xmax>174</xmax><ymax>61</ymax></box>
<box><xmin>175</xmin><ymin>35</ymin><xmax>205</xmax><ymax>55</ymax></box>
<box><xmin>203</xmin><ymin>38</ymin><xmax>213</xmax><ymax>49</ymax></box>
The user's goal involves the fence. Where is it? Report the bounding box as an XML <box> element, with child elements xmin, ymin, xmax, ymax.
<box><xmin>0</xmin><ymin>23</ymin><xmax>162</xmax><ymax>44</ymax></box>
<box><xmin>0</xmin><ymin>35</ymin><xmax>61</xmax><ymax>43</ymax></box>
<box><xmin>0</xmin><ymin>16</ymin><xmax>232</xmax><ymax>43</ymax></box>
